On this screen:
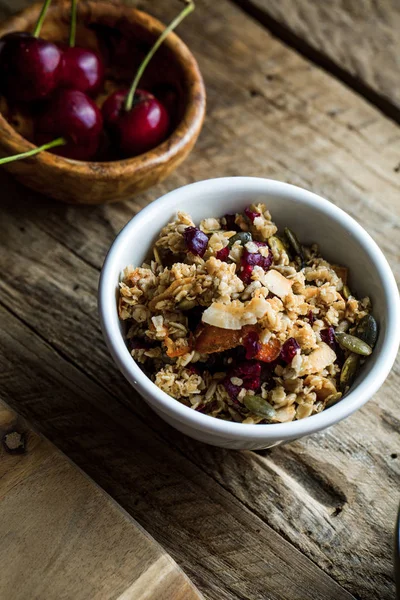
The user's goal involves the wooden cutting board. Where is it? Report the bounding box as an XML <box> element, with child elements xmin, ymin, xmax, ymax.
<box><xmin>0</xmin><ymin>400</ymin><xmax>203</xmax><ymax>600</ymax></box>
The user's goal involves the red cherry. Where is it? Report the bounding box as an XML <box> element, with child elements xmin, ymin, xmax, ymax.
<box><xmin>102</xmin><ymin>89</ymin><xmax>149</xmax><ymax>128</ymax></box>
<box><xmin>35</xmin><ymin>89</ymin><xmax>103</xmax><ymax>160</ymax></box>
<box><xmin>60</xmin><ymin>46</ymin><xmax>105</xmax><ymax>95</ymax></box>
<box><xmin>102</xmin><ymin>89</ymin><xmax>170</xmax><ymax>156</ymax></box>
<box><xmin>0</xmin><ymin>32</ymin><xmax>62</xmax><ymax>102</ymax></box>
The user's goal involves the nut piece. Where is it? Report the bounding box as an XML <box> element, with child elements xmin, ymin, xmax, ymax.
<box><xmin>299</xmin><ymin>342</ymin><xmax>336</xmax><ymax>376</ymax></box>
<box><xmin>263</xmin><ymin>269</ymin><xmax>293</xmax><ymax>299</ymax></box>
<box><xmin>202</xmin><ymin>297</ymin><xmax>269</xmax><ymax>330</ymax></box>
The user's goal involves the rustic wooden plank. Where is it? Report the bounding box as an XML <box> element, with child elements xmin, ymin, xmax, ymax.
<box><xmin>0</xmin><ymin>401</ymin><xmax>203</xmax><ymax>600</ymax></box>
<box><xmin>0</xmin><ymin>1</ymin><xmax>399</xmax><ymax>600</ymax></box>
<box><xmin>232</xmin><ymin>0</ymin><xmax>400</xmax><ymax>118</ymax></box>
<box><xmin>0</xmin><ymin>304</ymin><xmax>355</xmax><ymax>600</ymax></box>
<box><xmin>0</xmin><ymin>140</ymin><xmax>398</xmax><ymax>600</ymax></box>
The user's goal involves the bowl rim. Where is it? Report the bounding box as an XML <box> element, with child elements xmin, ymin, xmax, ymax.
<box><xmin>98</xmin><ymin>177</ymin><xmax>400</xmax><ymax>441</ymax></box>
<box><xmin>0</xmin><ymin>0</ymin><xmax>206</xmax><ymax>178</ymax></box>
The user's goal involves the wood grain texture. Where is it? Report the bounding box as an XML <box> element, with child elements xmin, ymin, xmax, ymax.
<box><xmin>0</xmin><ymin>305</ymin><xmax>354</xmax><ymax>600</ymax></box>
<box><xmin>0</xmin><ymin>401</ymin><xmax>203</xmax><ymax>600</ymax></box>
<box><xmin>0</xmin><ymin>1</ymin><xmax>399</xmax><ymax>599</ymax></box>
<box><xmin>0</xmin><ymin>0</ymin><xmax>205</xmax><ymax>204</ymax></box>
<box><xmin>233</xmin><ymin>0</ymin><xmax>400</xmax><ymax>114</ymax></box>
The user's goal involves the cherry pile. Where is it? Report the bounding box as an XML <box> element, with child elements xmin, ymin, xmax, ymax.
<box><xmin>0</xmin><ymin>0</ymin><xmax>194</xmax><ymax>165</ymax></box>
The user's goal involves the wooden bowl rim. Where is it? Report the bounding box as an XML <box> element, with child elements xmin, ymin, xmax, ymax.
<box><xmin>0</xmin><ymin>0</ymin><xmax>206</xmax><ymax>180</ymax></box>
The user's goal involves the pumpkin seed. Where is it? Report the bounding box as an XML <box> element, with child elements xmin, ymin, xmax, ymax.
<box><xmin>339</xmin><ymin>353</ymin><xmax>360</xmax><ymax>391</ymax></box>
<box><xmin>325</xmin><ymin>392</ymin><xmax>343</xmax><ymax>409</ymax></box>
<box><xmin>354</xmin><ymin>314</ymin><xmax>378</xmax><ymax>348</ymax></box>
<box><xmin>335</xmin><ymin>332</ymin><xmax>372</xmax><ymax>356</ymax></box>
<box><xmin>228</xmin><ymin>231</ymin><xmax>252</xmax><ymax>248</ymax></box>
<box><xmin>284</xmin><ymin>227</ymin><xmax>305</xmax><ymax>265</ymax></box>
<box><xmin>178</xmin><ymin>299</ymin><xmax>197</xmax><ymax>311</ymax></box>
<box><xmin>342</xmin><ymin>285</ymin><xmax>351</xmax><ymax>299</ymax></box>
<box><xmin>269</xmin><ymin>235</ymin><xmax>287</xmax><ymax>254</ymax></box>
<box><xmin>243</xmin><ymin>395</ymin><xmax>276</xmax><ymax>419</ymax></box>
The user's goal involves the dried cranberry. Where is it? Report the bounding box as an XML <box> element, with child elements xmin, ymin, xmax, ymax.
<box><xmin>235</xmin><ymin>360</ymin><xmax>262</xmax><ymax>380</ymax></box>
<box><xmin>243</xmin><ymin>331</ymin><xmax>261</xmax><ymax>359</ymax></box>
<box><xmin>239</xmin><ymin>263</ymin><xmax>254</xmax><ymax>284</ymax></box>
<box><xmin>216</xmin><ymin>246</ymin><xmax>230</xmax><ymax>261</ymax></box>
<box><xmin>222</xmin><ymin>360</ymin><xmax>262</xmax><ymax>399</ymax></box>
<box><xmin>222</xmin><ymin>376</ymin><xmax>242</xmax><ymax>399</ymax></box>
<box><xmin>320</xmin><ymin>327</ymin><xmax>337</xmax><ymax>351</ymax></box>
<box><xmin>244</xmin><ymin>207</ymin><xmax>259</xmax><ymax>223</ymax></box>
<box><xmin>280</xmin><ymin>337</ymin><xmax>300</xmax><ymax>363</ymax></box>
<box><xmin>222</xmin><ymin>213</ymin><xmax>240</xmax><ymax>231</ymax></box>
<box><xmin>238</xmin><ymin>245</ymin><xmax>273</xmax><ymax>284</ymax></box>
<box><xmin>183</xmin><ymin>226</ymin><xmax>208</xmax><ymax>257</ymax></box>
<box><xmin>234</xmin><ymin>361</ymin><xmax>262</xmax><ymax>390</ymax></box>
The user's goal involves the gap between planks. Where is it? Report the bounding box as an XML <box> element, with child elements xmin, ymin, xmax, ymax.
<box><xmin>230</xmin><ymin>0</ymin><xmax>400</xmax><ymax>126</ymax></box>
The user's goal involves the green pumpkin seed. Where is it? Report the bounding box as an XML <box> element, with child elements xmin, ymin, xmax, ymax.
<box><xmin>284</xmin><ymin>227</ymin><xmax>303</xmax><ymax>255</ymax></box>
<box><xmin>342</xmin><ymin>285</ymin><xmax>351</xmax><ymax>300</ymax></box>
<box><xmin>284</xmin><ymin>227</ymin><xmax>305</xmax><ymax>267</ymax></box>
<box><xmin>325</xmin><ymin>392</ymin><xmax>343</xmax><ymax>409</ymax></box>
<box><xmin>243</xmin><ymin>395</ymin><xmax>276</xmax><ymax>419</ymax></box>
<box><xmin>339</xmin><ymin>353</ymin><xmax>360</xmax><ymax>391</ymax></box>
<box><xmin>178</xmin><ymin>299</ymin><xmax>197</xmax><ymax>311</ymax></box>
<box><xmin>335</xmin><ymin>332</ymin><xmax>372</xmax><ymax>356</ymax></box>
<box><xmin>354</xmin><ymin>314</ymin><xmax>378</xmax><ymax>348</ymax></box>
<box><xmin>228</xmin><ymin>231</ymin><xmax>252</xmax><ymax>248</ymax></box>
<box><xmin>269</xmin><ymin>235</ymin><xmax>288</xmax><ymax>254</ymax></box>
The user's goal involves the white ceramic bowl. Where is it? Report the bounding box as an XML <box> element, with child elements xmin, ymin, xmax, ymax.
<box><xmin>98</xmin><ymin>177</ymin><xmax>400</xmax><ymax>450</ymax></box>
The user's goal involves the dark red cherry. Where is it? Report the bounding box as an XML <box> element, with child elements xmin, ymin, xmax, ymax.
<box><xmin>0</xmin><ymin>32</ymin><xmax>62</xmax><ymax>102</ymax></box>
<box><xmin>102</xmin><ymin>89</ymin><xmax>170</xmax><ymax>157</ymax></box>
<box><xmin>60</xmin><ymin>46</ymin><xmax>105</xmax><ymax>95</ymax></box>
<box><xmin>102</xmin><ymin>89</ymin><xmax>151</xmax><ymax>129</ymax></box>
<box><xmin>35</xmin><ymin>89</ymin><xmax>103</xmax><ymax>160</ymax></box>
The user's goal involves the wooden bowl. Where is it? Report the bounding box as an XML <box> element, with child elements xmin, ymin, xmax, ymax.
<box><xmin>0</xmin><ymin>1</ymin><xmax>205</xmax><ymax>204</ymax></box>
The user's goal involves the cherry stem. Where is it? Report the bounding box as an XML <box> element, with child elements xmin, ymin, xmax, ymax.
<box><xmin>33</xmin><ymin>0</ymin><xmax>53</xmax><ymax>38</ymax></box>
<box><xmin>124</xmin><ymin>0</ymin><xmax>194</xmax><ymax>112</ymax></box>
<box><xmin>0</xmin><ymin>137</ymin><xmax>66</xmax><ymax>165</ymax></box>
<box><xmin>69</xmin><ymin>0</ymin><xmax>78</xmax><ymax>48</ymax></box>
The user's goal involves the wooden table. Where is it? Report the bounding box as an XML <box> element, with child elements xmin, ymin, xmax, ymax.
<box><xmin>0</xmin><ymin>1</ymin><xmax>399</xmax><ymax>599</ymax></box>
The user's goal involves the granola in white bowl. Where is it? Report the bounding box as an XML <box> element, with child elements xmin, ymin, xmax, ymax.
<box><xmin>118</xmin><ymin>203</ymin><xmax>377</xmax><ymax>424</ymax></box>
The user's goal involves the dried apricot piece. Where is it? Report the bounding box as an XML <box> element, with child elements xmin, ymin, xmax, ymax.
<box><xmin>164</xmin><ymin>336</ymin><xmax>192</xmax><ymax>358</ymax></box>
<box><xmin>254</xmin><ymin>337</ymin><xmax>281</xmax><ymax>362</ymax></box>
<box><xmin>194</xmin><ymin>324</ymin><xmax>243</xmax><ymax>354</ymax></box>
